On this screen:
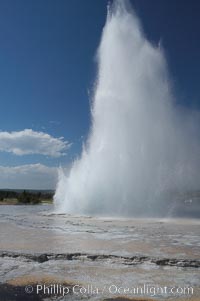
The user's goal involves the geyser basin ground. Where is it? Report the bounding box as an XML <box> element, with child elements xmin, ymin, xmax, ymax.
<box><xmin>0</xmin><ymin>205</ymin><xmax>199</xmax><ymax>300</ymax></box>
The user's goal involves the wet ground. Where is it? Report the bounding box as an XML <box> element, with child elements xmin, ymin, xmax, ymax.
<box><xmin>0</xmin><ymin>205</ymin><xmax>199</xmax><ymax>300</ymax></box>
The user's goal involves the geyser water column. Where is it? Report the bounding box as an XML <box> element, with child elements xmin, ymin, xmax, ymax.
<box><xmin>54</xmin><ymin>0</ymin><xmax>200</xmax><ymax>216</ymax></box>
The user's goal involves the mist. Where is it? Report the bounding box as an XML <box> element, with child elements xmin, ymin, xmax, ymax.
<box><xmin>54</xmin><ymin>0</ymin><xmax>200</xmax><ymax>216</ymax></box>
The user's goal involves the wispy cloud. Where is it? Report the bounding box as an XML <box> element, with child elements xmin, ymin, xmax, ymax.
<box><xmin>0</xmin><ymin>164</ymin><xmax>58</xmax><ymax>189</ymax></box>
<box><xmin>0</xmin><ymin>129</ymin><xmax>71</xmax><ymax>157</ymax></box>
<box><xmin>49</xmin><ymin>120</ymin><xmax>61</xmax><ymax>125</ymax></box>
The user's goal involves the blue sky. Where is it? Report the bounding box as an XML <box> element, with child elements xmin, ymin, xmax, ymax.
<box><xmin>0</xmin><ymin>0</ymin><xmax>199</xmax><ymax>189</ymax></box>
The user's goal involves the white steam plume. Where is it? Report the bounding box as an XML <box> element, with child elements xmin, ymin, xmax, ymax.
<box><xmin>54</xmin><ymin>0</ymin><xmax>200</xmax><ymax>216</ymax></box>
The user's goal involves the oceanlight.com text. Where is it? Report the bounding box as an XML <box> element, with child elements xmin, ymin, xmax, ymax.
<box><xmin>25</xmin><ymin>283</ymin><xmax>194</xmax><ymax>297</ymax></box>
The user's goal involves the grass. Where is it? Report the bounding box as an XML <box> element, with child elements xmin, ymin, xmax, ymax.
<box><xmin>0</xmin><ymin>198</ymin><xmax>53</xmax><ymax>205</ymax></box>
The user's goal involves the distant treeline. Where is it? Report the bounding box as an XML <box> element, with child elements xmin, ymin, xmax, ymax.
<box><xmin>0</xmin><ymin>189</ymin><xmax>54</xmax><ymax>204</ymax></box>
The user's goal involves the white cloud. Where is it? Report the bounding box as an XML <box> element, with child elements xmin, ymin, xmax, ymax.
<box><xmin>0</xmin><ymin>164</ymin><xmax>58</xmax><ymax>189</ymax></box>
<box><xmin>0</xmin><ymin>129</ymin><xmax>71</xmax><ymax>157</ymax></box>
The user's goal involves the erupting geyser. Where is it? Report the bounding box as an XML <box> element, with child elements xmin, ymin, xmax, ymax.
<box><xmin>54</xmin><ymin>0</ymin><xmax>200</xmax><ymax>216</ymax></box>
